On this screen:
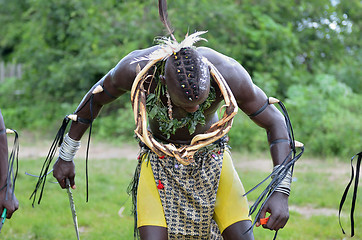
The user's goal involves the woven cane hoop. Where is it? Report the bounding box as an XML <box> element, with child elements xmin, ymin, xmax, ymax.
<box><xmin>131</xmin><ymin>58</ymin><xmax>238</xmax><ymax>165</ymax></box>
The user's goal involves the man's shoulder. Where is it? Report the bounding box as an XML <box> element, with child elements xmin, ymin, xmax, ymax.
<box><xmin>197</xmin><ymin>47</ymin><xmax>252</xmax><ymax>90</ymax></box>
<box><xmin>113</xmin><ymin>46</ymin><xmax>160</xmax><ymax>76</ymax></box>
<box><xmin>196</xmin><ymin>47</ymin><xmax>238</xmax><ymax>67</ymax></box>
<box><xmin>107</xmin><ymin>46</ymin><xmax>160</xmax><ymax>91</ymax></box>
<box><xmin>196</xmin><ymin>47</ymin><xmax>221</xmax><ymax>59</ymax></box>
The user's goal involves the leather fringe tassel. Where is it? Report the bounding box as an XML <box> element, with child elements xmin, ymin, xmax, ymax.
<box><xmin>83</xmin><ymin>94</ymin><xmax>94</xmax><ymax>203</ymax></box>
<box><xmin>339</xmin><ymin>152</ymin><xmax>362</xmax><ymax>237</ymax></box>
<box><xmin>4</xmin><ymin>130</ymin><xmax>19</xmax><ymax>201</ymax></box>
<box><xmin>29</xmin><ymin>117</ymin><xmax>70</xmax><ymax>206</ymax></box>
<box><xmin>30</xmin><ymin>93</ymin><xmax>95</xmax><ymax>205</ymax></box>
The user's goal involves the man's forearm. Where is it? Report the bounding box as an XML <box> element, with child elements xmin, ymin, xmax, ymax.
<box><xmin>269</xmin><ymin>139</ymin><xmax>292</xmax><ymax>166</ymax></box>
<box><xmin>267</xmin><ymin>120</ymin><xmax>292</xmax><ymax>167</ymax></box>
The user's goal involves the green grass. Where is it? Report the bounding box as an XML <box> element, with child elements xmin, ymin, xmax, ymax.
<box><xmin>2</xmin><ymin>151</ymin><xmax>362</xmax><ymax>239</ymax></box>
<box><xmin>3</xmin><ymin>156</ymin><xmax>137</xmax><ymax>240</ymax></box>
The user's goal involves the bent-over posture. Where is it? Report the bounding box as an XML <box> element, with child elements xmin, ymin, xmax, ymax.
<box><xmin>50</xmin><ymin>1</ymin><xmax>300</xmax><ymax>239</ymax></box>
<box><xmin>52</xmin><ymin>42</ymin><xmax>295</xmax><ymax>240</ymax></box>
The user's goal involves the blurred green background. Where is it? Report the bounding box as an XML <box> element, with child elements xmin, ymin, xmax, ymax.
<box><xmin>0</xmin><ymin>0</ymin><xmax>361</xmax><ymax>239</ymax></box>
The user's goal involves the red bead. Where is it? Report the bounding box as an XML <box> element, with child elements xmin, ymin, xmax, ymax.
<box><xmin>157</xmin><ymin>180</ymin><xmax>164</xmax><ymax>189</ymax></box>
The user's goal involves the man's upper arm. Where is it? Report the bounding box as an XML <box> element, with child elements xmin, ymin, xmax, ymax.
<box><xmin>204</xmin><ymin>52</ymin><xmax>267</xmax><ymax>116</ymax></box>
<box><xmin>207</xmin><ymin>50</ymin><xmax>291</xmax><ymax>165</ymax></box>
<box><xmin>105</xmin><ymin>54</ymin><xmax>138</xmax><ymax>94</ymax></box>
<box><xmin>198</xmin><ymin>46</ymin><xmax>267</xmax><ymax>115</ymax></box>
<box><xmin>106</xmin><ymin>46</ymin><xmax>160</xmax><ymax>93</ymax></box>
<box><xmin>230</xmin><ymin>66</ymin><xmax>285</xmax><ymax>129</ymax></box>
<box><xmin>208</xmin><ymin>53</ymin><xmax>284</xmax><ymax>132</ymax></box>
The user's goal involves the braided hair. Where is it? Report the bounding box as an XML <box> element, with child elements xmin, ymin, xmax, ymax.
<box><xmin>164</xmin><ymin>47</ymin><xmax>210</xmax><ymax>106</ymax></box>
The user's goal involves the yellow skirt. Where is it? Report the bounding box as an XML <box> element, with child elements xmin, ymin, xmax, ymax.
<box><xmin>136</xmin><ymin>151</ymin><xmax>251</xmax><ymax>233</ymax></box>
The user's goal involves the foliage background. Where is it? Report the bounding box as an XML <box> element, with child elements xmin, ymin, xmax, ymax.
<box><xmin>0</xmin><ymin>0</ymin><xmax>361</xmax><ymax>239</ymax></box>
<box><xmin>0</xmin><ymin>0</ymin><xmax>361</xmax><ymax>157</ymax></box>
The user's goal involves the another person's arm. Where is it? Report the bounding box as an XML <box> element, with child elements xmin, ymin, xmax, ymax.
<box><xmin>0</xmin><ymin>112</ymin><xmax>19</xmax><ymax>219</ymax></box>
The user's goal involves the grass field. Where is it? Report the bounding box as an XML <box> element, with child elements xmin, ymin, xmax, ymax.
<box><xmin>1</xmin><ymin>138</ymin><xmax>361</xmax><ymax>240</ymax></box>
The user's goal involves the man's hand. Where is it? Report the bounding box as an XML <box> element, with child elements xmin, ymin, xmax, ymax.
<box><xmin>0</xmin><ymin>188</ymin><xmax>19</xmax><ymax>219</ymax></box>
<box><xmin>53</xmin><ymin>158</ymin><xmax>76</xmax><ymax>189</ymax></box>
<box><xmin>256</xmin><ymin>191</ymin><xmax>289</xmax><ymax>231</ymax></box>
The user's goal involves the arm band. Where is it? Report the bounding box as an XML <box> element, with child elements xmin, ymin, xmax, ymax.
<box><xmin>59</xmin><ymin>133</ymin><xmax>81</xmax><ymax>162</ymax></box>
<box><xmin>248</xmin><ymin>99</ymin><xmax>269</xmax><ymax>118</ymax></box>
<box><xmin>270</xmin><ymin>139</ymin><xmax>289</xmax><ymax>147</ymax></box>
<box><xmin>102</xmin><ymin>84</ymin><xmax>117</xmax><ymax>99</ymax></box>
<box><xmin>77</xmin><ymin>117</ymin><xmax>93</xmax><ymax>125</ymax></box>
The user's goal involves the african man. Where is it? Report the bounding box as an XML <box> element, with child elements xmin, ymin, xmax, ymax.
<box><xmin>50</xmin><ymin>1</ymin><xmax>301</xmax><ymax>239</ymax></box>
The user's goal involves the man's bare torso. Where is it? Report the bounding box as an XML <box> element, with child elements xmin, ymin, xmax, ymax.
<box><xmin>109</xmin><ymin>46</ymin><xmax>253</xmax><ymax>144</ymax></box>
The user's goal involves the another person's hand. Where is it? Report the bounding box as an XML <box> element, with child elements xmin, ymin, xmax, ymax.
<box><xmin>256</xmin><ymin>191</ymin><xmax>289</xmax><ymax>231</ymax></box>
<box><xmin>53</xmin><ymin>158</ymin><xmax>76</xmax><ymax>189</ymax></box>
<box><xmin>0</xmin><ymin>187</ymin><xmax>19</xmax><ymax>219</ymax></box>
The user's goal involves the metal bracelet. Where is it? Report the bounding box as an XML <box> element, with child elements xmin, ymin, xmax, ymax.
<box><xmin>272</xmin><ymin>165</ymin><xmax>292</xmax><ymax>196</ymax></box>
<box><xmin>59</xmin><ymin>133</ymin><xmax>81</xmax><ymax>162</ymax></box>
